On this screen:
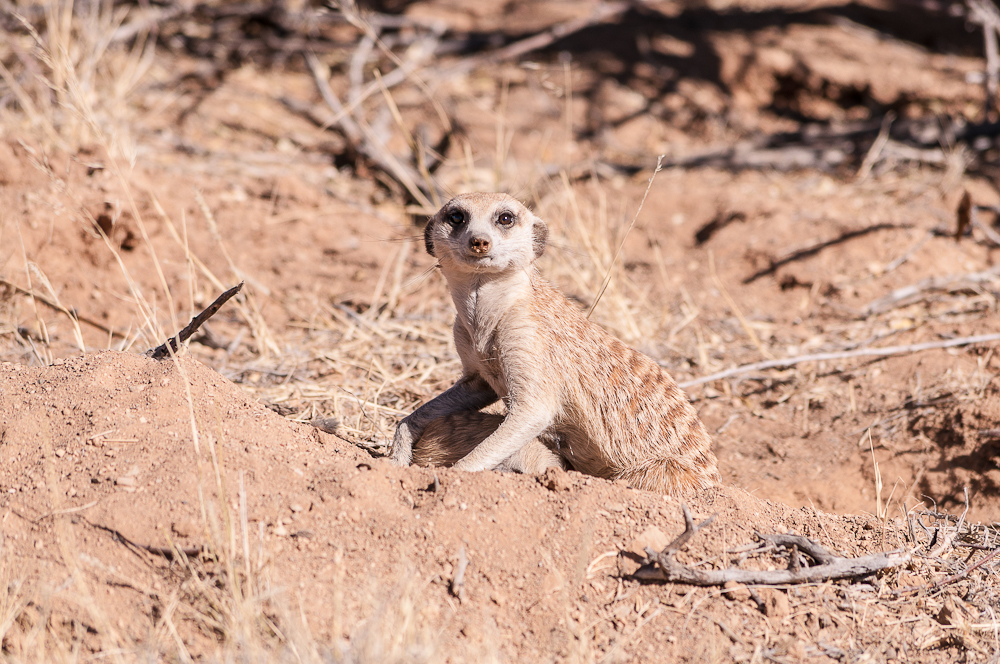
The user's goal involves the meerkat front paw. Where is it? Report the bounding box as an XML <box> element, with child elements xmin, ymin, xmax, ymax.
<box><xmin>450</xmin><ymin>457</ymin><xmax>485</xmax><ymax>472</ymax></box>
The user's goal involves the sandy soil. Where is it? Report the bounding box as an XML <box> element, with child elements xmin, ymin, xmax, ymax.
<box><xmin>2</xmin><ymin>0</ymin><xmax>1000</xmax><ymax>661</ymax></box>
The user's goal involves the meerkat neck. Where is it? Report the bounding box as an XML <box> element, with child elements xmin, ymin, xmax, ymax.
<box><xmin>443</xmin><ymin>266</ymin><xmax>536</xmax><ymax>341</ymax></box>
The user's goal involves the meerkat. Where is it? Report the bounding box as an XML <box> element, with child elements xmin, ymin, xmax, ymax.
<box><xmin>392</xmin><ymin>192</ymin><xmax>719</xmax><ymax>494</ymax></box>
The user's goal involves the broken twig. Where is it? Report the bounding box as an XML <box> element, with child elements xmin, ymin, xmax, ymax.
<box><xmin>304</xmin><ymin>52</ymin><xmax>434</xmax><ymax>210</ymax></box>
<box><xmin>148</xmin><ymin>282</ymin><xmax>244</xmax><ymax>359</ymax></box>
<box><xmin>678</xmin><ymin>333</ymin><xmax>1000</xmax><ymax>390</ymax></box>
<box><xmin>864</xmin><ymin>266</ymin><xmax>1000</xmax><ymax>315</ymax></box>
<box><xmin>0</xmin><ymin>277</ymin><xmax>126</xmax><ymax>339</ymax></box>
<box><xmin>642</xmin><ymin>506</ymin><xmax>909</xmax><ymax>586</ymax></box>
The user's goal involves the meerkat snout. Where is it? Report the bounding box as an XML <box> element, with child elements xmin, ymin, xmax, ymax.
<box><xmin>470</xmin><ymin>236</ymin><xmax>491</xmax><ymax>254</ymax></box>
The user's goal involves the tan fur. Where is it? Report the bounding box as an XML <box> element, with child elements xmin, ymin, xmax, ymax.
<box><xmin>392</xmin><ymin>193</ymin><xmax>720</xmax><ymax>494</ymax></box>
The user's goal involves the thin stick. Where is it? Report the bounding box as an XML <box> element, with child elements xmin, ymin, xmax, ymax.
<box><xmin>305</xmin><ymin>51</ymin><xmax>433</xmax><ymax>210</ymax></box>
<box><xmin>587</xmin><ymin>155</ymin><xmax>663</xmax><ymax>318</ymax></box>
<box><xmin>865</xmin><ymin>265</ymin><xmax>1000</xmax><ymax>315</ymax></box>
<box><xmin>661</xmin><ymin>504</ymin><xmax>717</xmax><ymax>556</ymax></box>
<box><xmin>440</xmin><ymin>2</ymin><xmax>629</xmax><ymax>78</ymax></box>
<box><xmin>0</xmin><ymin>277</ymin><xmax>126</xmax><ymax>339</ymax></box>
<box><xmin>148</xmin><ymin>282</ymin><xmax>244</xmax><ymax>359</ymax></box>
<box><xmin>926</xmin><ymin>545</ymin><xmax>1000</xmax><ymax>591</ymax></box>
<box><xmin>855</xmin><ymin>112</ymin><xmax>894</xmax><ymax>182</ymax></box>
<box><xmin>677</xmin><ymin>332</ymin><xmax>1000</xmax><ymax>389</ymax></box>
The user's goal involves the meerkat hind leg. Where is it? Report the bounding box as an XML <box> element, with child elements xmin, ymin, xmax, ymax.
<box><xmin>412</xmin><ymin>411</ymin><xmax>565</xmax><ymax>473</ymax></box>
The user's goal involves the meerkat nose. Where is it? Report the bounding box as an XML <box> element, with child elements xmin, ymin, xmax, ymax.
<box><xmin>470</xmin><ymin>236</ymin><xmax>491</xmax><ymax>254</ymax></box>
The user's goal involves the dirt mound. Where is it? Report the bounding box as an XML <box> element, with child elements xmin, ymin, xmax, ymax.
<box><xmin>1</xmin><ymin>352</ymin><xmax>996</xmax><ymax>662</ymax></box>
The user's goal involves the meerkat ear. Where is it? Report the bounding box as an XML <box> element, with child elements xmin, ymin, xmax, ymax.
<box><xmin>531</xmin><ymin>218</ymin><xmax>548</xmax><ymax>259</ymax></box>
<box><xmin>423</xmin><ymin>217</ymin><xmax>437</xmax><ymax>257</ymax></box>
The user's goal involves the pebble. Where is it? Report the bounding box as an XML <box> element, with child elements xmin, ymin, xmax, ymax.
<box><xmin>722</xmin><ymin>581</ymin><xmax>751</xmax><ymax>602</ymax></box>
<box><xmin>627</xmin><ymin>526</ymin><xmax>670</xmax><ymax>558</ymax></box>
<box><xmin>543</xmin><ymin>467</ymin><xmax>573</xmax><ymax>492</ymax></box>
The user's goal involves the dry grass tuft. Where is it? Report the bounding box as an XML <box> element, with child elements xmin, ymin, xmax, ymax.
<box><xmin>0</xmin><ymin>0</ymin><xmax>154</xmax><ymax>154</ymax></box>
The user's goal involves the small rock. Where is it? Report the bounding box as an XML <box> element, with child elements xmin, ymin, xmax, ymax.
<box><xmin>54</xmin><ymin>449</ymin><xmax>65</xmax><ymax>458</ymax></box>
<box><xmin>290</xmin><ymin>503</ymin><xmax>303</xmax><ymax>513</ymax></box>
<box><xmin>722</xmin><ymin>581</ymin><xmax>751</xmax><ymax>602</ymax></box>
<box><xmin>543</xmin><ymin>467</ymin><xmax>573</xmax><ymax>492</ymax></box>
<box><xmin>274</xmin><ymin>523</ymin><xmax>289</xmax><ymax>537</ymax></box>
<box><xmin>542</xmin><ymin>568</ymin><xmax>565</xmax><ymax>594</ymax></box>
<box><xmin>936</xmin><ymin>598</ymin><xmax>965</xmax><ymax>627</ymax></box>
<box><xmin>627</xmin><ymin>526</ymin><xmax>671</xmax><ymax>558</ymax></box>
<box><xmin>310</xmin><ymin>417</ymin><xmax>340</xmax><ymax>434</ymax></box>
<box><xmin>773</xmin><ymin>636</ymin><xmax>805</xmax><ymax>659</ymax></box>
<box><xmin>762</xmin><ymin>589</ymin><xmax>790</xmax><ymax>618</ymax></box>
<box><xmin>115</xmin><ymin>476</ymin><xmax>137</xmax><ymax>487</ymax></box>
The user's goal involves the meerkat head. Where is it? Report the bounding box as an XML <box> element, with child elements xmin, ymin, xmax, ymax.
<box><xmin>424</xmin><ymin>193</ymin><xmax>548</xmax><ymax>274</ymax></box>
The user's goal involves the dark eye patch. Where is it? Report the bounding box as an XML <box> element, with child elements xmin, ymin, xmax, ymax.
<box><xmin>496</xmin><ymin>210</ymin><xmax>515</xmax><ymax>227</ymax></box>
<box><xmin>447</xmin><ymin>209</ymin><xmax>466</xmax><ymax>226</ymax></box>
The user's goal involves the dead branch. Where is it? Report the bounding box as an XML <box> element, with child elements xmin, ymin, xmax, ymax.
<box><xmin>649</xmin><ymin>115</ymin><xmax>997</xmax><ymax>176</ymax></box>
<box><xmin>304</xmin><ymin>52</ymin><xmax>434</xmax><ymax>211</ymax></box>
<box><xmin>757</xmin><ymin>533</ymin><xmax>837</xmax><ymax>565</ymax></box>
<box><xmin>148</xmin><ymin>282</ymin><xmax>243</xmax><ymax>360</ymax></box>
<box><xmin>642</xmin><ymin>507</ymin><xmax>910</xmax><ymax>586</ymax></box>
<box><xmin>664</xmin><ymin>503</ymin><xmax>717</xmax><ymax>555</ymax></box>
<box><xmin>678</xmin><ymin>332</ymin><xmax>1000</xmax><ymax>389</ymax></box>
<box><xmin>864</xmin><ymin>265</ymin><xmax>1000</xmax><ymax>315</ymax></box>
<box><xmin>438</xmin><ymin>1</ymin><xmax>629</xmax><ymax>79</ymax></box>
<box><xmin>926</xmin><ymin>545</ymin><xmax>1000</xmax><ymax>592</ymax></box>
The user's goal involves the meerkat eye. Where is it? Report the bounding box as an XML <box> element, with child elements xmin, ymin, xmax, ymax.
<box><xmin>497</xmin><ymin>211</ymin><xmax>515</xmax><ymax>227</ymax></box>
<box><xmin>447</xmin><ymin>209</ymin><xmax>466</xmax><ymax>226</ymax></box>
